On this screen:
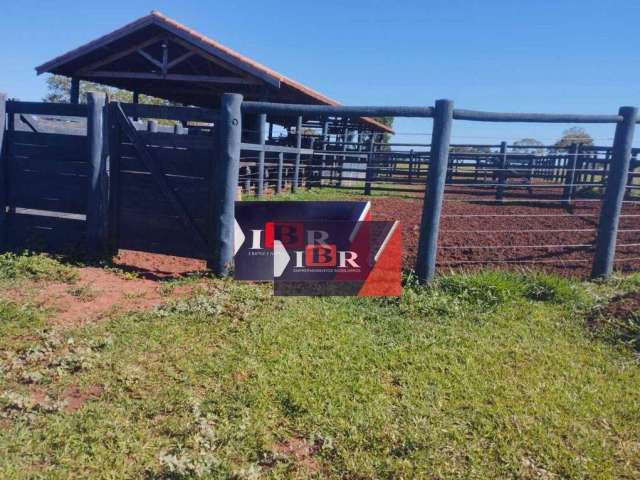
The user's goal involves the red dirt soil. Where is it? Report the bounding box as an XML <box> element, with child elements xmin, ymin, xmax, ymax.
<box><xmin>370</xmin><ymin>188</ymin><xmax>640</xmax><ymax>277</ymax></box>
<box><xmin>598</xmin><ymin>291</ymin><xmax>640</xmax><ymax>320</ymax></box>
<box><xmin>108</xmin><ymin>191</ymin><xmax>640</xmax><ymax>279</ymax></box>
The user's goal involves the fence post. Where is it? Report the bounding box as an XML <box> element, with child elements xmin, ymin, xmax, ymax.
<box><xmin>591</xmin><ymin>106</ymin><xmax>638</xmax><ymax>279</ymax></box>
<box><xmin>415</xmin><ymin>99</ymin><xmax>454</xmax><ymax>282</ymax></box>
<box><xmin>292</xmin><ymin>115</ymin><xmax>302</xmax><ymax>193</ymax></box>
<box><xmin>320</xmin><ymin>120</ymin><xmax>329</xmax><ymax>187</ymax></box>
<box><xmin>364</xmin><ymin>133</ymin><xmax>375</xmax><ymax>195</ymax></box>
<box><xmin>86</xmin><ymin>92</ymin><xmax>109</xmax><ymax>257</ymax></box>
<box><xmin>0</xmin><ymin>94</ymin><xmax>7</xmax><ymax>251</ymax></box>
<box><xmin>257</xmin><ymin>113</ymin><xmax>266</xmax><ymax>196</ymax></box>
<box><xmin>106</xmin><ymin>102</ymin><xmax>121</xmax><ymax>256</ymax></box>
<box><xmin>147</xmin><ymin>120</ymin><xmax>158</xmax><ymax>133</ymax></box>
<box><xmin>244</xmin><ymin>166</ymin><xmax>251</xmax><ymax>193</ymax></box>
<box><xmin>209</xmin><ymin>93</ymin><xmax>242</xmax><ymax>275</ymax></box>
<box><xmin>277</xmin><ymin>152</ymin><xmax>284</xmax><ymax>194</ymax></box>
<box><xmin>562</xmin><ymin>143</ymin><xmax>579</xmax><ymax>204</ymax></box>
<box><xmin>496</xmin><ymin>141</ymin><xmax>508</xmax><ymax>200</ymax></box>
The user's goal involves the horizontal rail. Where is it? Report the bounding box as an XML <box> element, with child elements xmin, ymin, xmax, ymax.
<box><xmin>240</xmin><ymin>143</ymin><xmax>313</xmax><ymax>155</ymax></box>
<box><xmin>119</xmin><ymin>103</ymin><xmax>219</xmax><ymax>123</ymax></box>
<box><xmin>7</xmin><ymin>101</ymin><xmax>87</xmax><ymax>117</ymax></box>
<box><xmin>241</xmin><ymin>102</ymin><xmax>435</xmax><ymax>118</ymax></box>
<box><xmin>241</xmin><ymin>100</ymin><xmax>632</xmax><ymax>125</ymax></box>
<box><xmin>452</xmin><ymin>109</ymin><xmax>623</xmax><ymax>124</ymax></box>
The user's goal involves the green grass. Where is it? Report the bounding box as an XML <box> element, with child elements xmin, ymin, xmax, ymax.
<box><xmin>1</xmin><ymin>257</ymin><xmax>640</xmax><ymax>479</ymax></box>
<box><xmin>0</xmin><ymin>252</ymin><xmax>78</xmax><ymax>285</ymax></box>
<box><xmin>242</xmin><ymin>186</ymin><xmax>420</xmax><ymax>202</ymax></box>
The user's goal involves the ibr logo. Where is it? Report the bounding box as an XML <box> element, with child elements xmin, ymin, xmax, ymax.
<box><xmin>294</xmin><ymin>245</ymin><xmax>360</xmax><ymax>268</ymax></box>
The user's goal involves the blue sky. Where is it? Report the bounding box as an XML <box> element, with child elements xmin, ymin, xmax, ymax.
<box><xmin>1</xmin><ymin>0</ymin><xmax>638</xmax><ymax>145</ymax></box>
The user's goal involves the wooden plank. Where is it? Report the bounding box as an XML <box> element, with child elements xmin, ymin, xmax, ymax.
<box><xmin>12</xmin><ymin>130</ymin><xmax>86</xmax><ymax>148</ymax></box>
<box><xmin>114</xmin><ymin>104</ymin><xmax>210</xmax><ymax>252</ymax></box>
<box><xmin>118</xmin><ymin>209</ymin><xmax>209</xmax><ymax>259</ymax></box>
<box><xmin>85</xmin><ymin>70</ymin><xmax>261</xmax><ymax>86</ymax></box>
<box><xmin>12</xmin><ymin>156</ymin><xmax>88</xmax><ymax>176</ymax></box>
<box><xmin>7</xmin><ymin>101</ymin><xmax>87</xmax><ymax>117</ymax></box>
<box><xmin>11</xmin><ymin>142</ymin><xmax>87</xmax><ymax>163</ymax></box>
<box><xmin>119</xmin><ymin>170</ymin><xmax>208</xmax><ymax>218</ymax></box>
<box><xmin>134</xmin><ymin>131</ymin><xmax>215</xmax><ymax>149</ymax></box>
<box><xmin>119</xmin><ymin>103</ymin><xmax>218</xmax><ymax>123</ymax></box>
<box><xmin>8</xmin><ymin>169</ymin><xmax>88</xmax><ymax>214</ymax></box>
<box><xmin>6</xmin><ymin>211</ymin><xmax>85</xmax><ymax>253</ymax></box>
<box><xmin>240</xmin><ymin>142</ymin><xmax>313</xmax><ymax>155</ymax></box>
<box><xmin>119</xmin><ymin>147</ymin><xmax>208</xmax><ymax>178</ymax></box>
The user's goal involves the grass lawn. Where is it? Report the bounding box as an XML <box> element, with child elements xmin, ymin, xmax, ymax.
<box><xmin>0</xmin><ymin>252</ymin><xmax>639</xmax><ymax>479</ymax></box>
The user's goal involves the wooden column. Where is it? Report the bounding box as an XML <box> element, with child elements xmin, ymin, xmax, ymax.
<box><xmin>209</xmin><ymin>93</ymin><xmax>242</xmax><ymax>275</ymax></box>
<box><xmin>257</xmin><ymin>113</ymin><xmax>267</xmax><ymax>196</ymax></box>
<box><xmin>292</xmin><ymin>115</ymin><xmax>302</xmax><ymax>193</ymax></box>
<box><xmin>70</xmin><ymin>77</ymin><xmax>80</xmax><ymax>104</ymax></box>
<box><xmin>320</xmin><ymin>120</ymin><xmax>329</xmax><ymax>187</ymax></box>
<box><xmin>86</xmin><ymin>92</ymin><xmax>109</xmax><ymax>257</ymax></box>
<box><xmin>364</xmin><ymin>133</ymin><xmax>375</xmax><ymax>195</ymax></box>
<box><xmin>276</xmin><ymin>152</ymin><xmax>284</xmax><ymax>194</ymax></box>
<box><xmin>132</xmin><ymin>91</ymin><xmax>140</xmax><ymax>121</ymax></box>
<box><xmin>496</xmin><ymin>141</ymin><xmax>508</xmax><ymax>200</ymax></box>
<box><xmin>415</xmin><ymin>99</ymin><xmax>454</xmax><ymax>282</ymax></box>
<box><xmin>562</xmin><ymin>143</ymin><xmax>579</xmax><ymax>204</ymax></box>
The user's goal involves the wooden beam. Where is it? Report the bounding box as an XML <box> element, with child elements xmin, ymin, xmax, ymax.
<box><xmin>137</xmin><ymin>49</ymin><xmax>163</xmax><ymax>69</ymax></box>
<box><xmin>77</xmin><ymin>35</ymin><xmax>165</xmax><ymax>75</ymax></box>
<box><xmin>170</xmin><ymin>37</ymin><xmax>265</xmax><ymax>84</ymax></box>
<box><xmin>85</xmin><ymin>70</ymin><xmax>261</xmax><ymax>85</ymax></box>
<box><xmin>157</xmin><ymin>22</ymin><xmax>280</xmax><ymax>87</ymax></box>
<box><xmin>161</xmin><ymin>40</ymin><xmax>168</xmax><ymax>75</ymax></box>
<box><xmin>167</xmin><ymin>51</ymin><xmax>195</xmax><ymax>70</ymax></box>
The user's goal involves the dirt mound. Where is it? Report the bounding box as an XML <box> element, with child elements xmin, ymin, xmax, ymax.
<box><xmin>597</xmin><ymin>291</ymin><xmax>640</xmax><ymax>322</ymax></box>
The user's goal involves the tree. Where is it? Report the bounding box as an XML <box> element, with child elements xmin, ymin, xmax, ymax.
<box><xmin>554</xmin><ymin>127</ymin><xmax>594</xmax><ymax>148</ymax></box>
<box><xmin>449</xmin><ymin>145</ymin><xmax>491</xmax><ymax>154</ymax></box>
<box><xmin>513</xmin><ymin>137</ymin><xmax>544</xmax><ymax>155</ymax></box>
<box><xmin>373</xmin><ymin>116</ymin><xmax>394</xmax><ymax>145</ymax></box>
<box><xmin>43</xmin><ymin>74</ymin><xmax>173</xmax><ymax>106</ymax></box>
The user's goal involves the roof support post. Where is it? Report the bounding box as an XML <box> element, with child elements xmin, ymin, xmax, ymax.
<box><xmin>70</xmin><ymin>77</ymin><xmax>80</xmax><ymax>104</ymax></box>
<box><xmin>132</xmin><ymin>91</ymin><xmax>140</xmax><ymax>121</ymax></box>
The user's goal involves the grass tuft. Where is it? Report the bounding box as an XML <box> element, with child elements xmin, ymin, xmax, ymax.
<box><xmin>0</xmin><ymin>252</ymin><xmax>77</xmax><ymax>283</ymax></box>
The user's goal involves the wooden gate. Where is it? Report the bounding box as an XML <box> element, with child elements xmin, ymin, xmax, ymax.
<box><xmin>1</xmin><ymin>101</ymin><xmax>89</xmax><ymax>253</ymax></box>
<box><xmin>109</xmin><ymin>103</ymin><xmax>219</xmax><ymax>260</ymax></box>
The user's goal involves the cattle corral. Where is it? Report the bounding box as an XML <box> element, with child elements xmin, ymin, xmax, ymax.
<box><xmin>0</xmin><ymin>95</ymin><xmax>639</xmax><ymax>280</ymax></box>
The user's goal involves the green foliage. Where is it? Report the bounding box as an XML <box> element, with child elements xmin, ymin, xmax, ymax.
<box><xmin>43</xmin><ymin>74</ymin><xmax>173</xmax><ymax>106</ymax></box>
<box><xmin>1</xmin><ymin>270</ymin><xmax>640</xmax><ymax>478</ymax></box>
<box><xmin>0</xmin><ymin>252</ymin><xmax>77</xmax><ymax>283</ymax></box>
<box><xmin>554</xmin><ymin>127</ymin><xmax>594</xmax><ymax>148</ymax></box>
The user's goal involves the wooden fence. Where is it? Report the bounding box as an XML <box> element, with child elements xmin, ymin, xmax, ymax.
<box><xmin>0</xmin><ymin>93</ymin><xmax>638</xmax><ymax>281</ymax></box>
